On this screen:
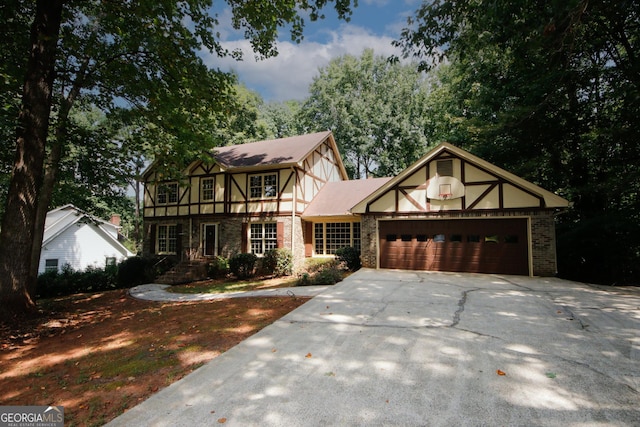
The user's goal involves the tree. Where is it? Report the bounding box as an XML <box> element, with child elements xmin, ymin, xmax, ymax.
<box><xmin>0</xmin><ymin>0</ymin><xmax>355</xmax><ymax>319</ymax></box>
<box><xmin>395</xmin><ymin>0</ymin><xmax>640</xmax><ymax>283</ymax></box>
<box><xmin>301</xmin><ymin>49</ymin><xmax>434</xmax><ymax>178</ymax></box>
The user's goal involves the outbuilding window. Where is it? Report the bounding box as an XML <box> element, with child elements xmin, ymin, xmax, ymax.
<box><xmin>45</xmin><ymin>259</ymin><xmax>58</xmax><ymax>273</ymax></box>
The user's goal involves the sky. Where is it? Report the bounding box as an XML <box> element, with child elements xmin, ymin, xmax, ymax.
<box><xmin>201</xmin><ymin>0</ymin><xmax>422</xmax><ymax>102</ymax></box>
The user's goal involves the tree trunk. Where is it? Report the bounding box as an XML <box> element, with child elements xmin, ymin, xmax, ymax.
<box><xmin>0</xmin><ymin>0</ymin><xmax>65</xmax><ymax>319</ymax></box>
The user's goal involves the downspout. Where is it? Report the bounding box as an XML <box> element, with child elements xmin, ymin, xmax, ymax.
<box><xmin>291</xmin><ymin>167</ymin><xmax>296</xmax><ymax>255</ymax></box>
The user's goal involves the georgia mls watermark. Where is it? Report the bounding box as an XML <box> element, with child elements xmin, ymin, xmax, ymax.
<box><xmin>0</xmin><ymin>406</ymin><xmax>64</xmax><ymax>427</ymax></box>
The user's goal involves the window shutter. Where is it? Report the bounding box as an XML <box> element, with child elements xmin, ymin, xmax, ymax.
<box><xmin>149</xmin><ymin>224</ymin><xmax>156</xmax><ymax>254</ymax></box>
<box><xmin>241</xmin><ymin>223</ymin><xmax>248</xmax><ymax>253</ymax></box>
<box><xmin>304</xmin><ymin>221</ymin><xmax>313</xmax><ymax>257</ymax></box>
<box><xmin>276</xmin><ymin>222</ymin><xmax>284</xmax><ymax>248</ymax></box>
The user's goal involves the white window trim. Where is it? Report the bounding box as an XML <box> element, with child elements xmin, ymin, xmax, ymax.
<box><xmin>157</xmin><ymin>182</ymin><xmax>179</xmax><ymax>205</ymax></box>
<box><xmin>201</xmin><ymin>178</ymin><xmax>214</xmax><ymax>201</ymax></box>
<box><xmin>249</xmin><ymin>173</ymin><xmax>278</xmax><ymax>200</ymax></box>
<box><xmin>44</xmin><ymin>259</ymin><xmax>59</xmax><ymax>273</ymax></box>
<box><xmin>314</xmin><ymin>222</ymin><xmax>361</xmax><ymax>256</ymax></box>
<box><xmin>157</xmin><ymin>224</ymin><xmax>178</xmax><ymax>254</ymax></box>
<box><xmin>249</xmin><ymin>222</ymin><xmax>278</xmax><ymax>255</ymax></box>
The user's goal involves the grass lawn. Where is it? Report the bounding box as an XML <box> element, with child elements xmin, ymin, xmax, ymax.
<box><xmin>168</xmin><ymin>276</ymin><xmax>299</xmax><ymax>294</ymax></box>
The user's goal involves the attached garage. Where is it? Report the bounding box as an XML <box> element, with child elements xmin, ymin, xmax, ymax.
<box><xmin>378</xmin><ymin>218</ymin><xmax>529</xmax><ymax>275</ymax></box>
<box><xmin>353</xmin><ymin>143</ymin><xmax>570</xmax><ymax>277</ymax></box>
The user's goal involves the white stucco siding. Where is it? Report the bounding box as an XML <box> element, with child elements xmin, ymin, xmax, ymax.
<box><xmin>39</xmin><ymin>222</ymin><xmax>130</xmax><ymax>274</ymax></box>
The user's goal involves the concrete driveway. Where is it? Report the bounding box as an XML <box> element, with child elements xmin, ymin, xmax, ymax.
<box><xmin>107</xmin><ymin>269</ymin><xmax>640</xmax><ymax>426</ymax></box>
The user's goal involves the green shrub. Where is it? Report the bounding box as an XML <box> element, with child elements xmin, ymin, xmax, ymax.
<box><xmin>37</xmin><ymin>263</ymin><xmax>119</xmax><ymax>298</ymax></box>
<box><xmin>229</xmin><ymin>253</ymin><xmax>258</xmax><ymax>279</ymax></box>
<box><xmin>296</xmin><ymin>258</ymin><xmax>344</xmax><ymax>286</ymax></box>
<box><xmin>262</xmin><ymin>248</ymin><xmax>293</xmax><ymax>277</ymax></box>
<box><xmin>116</xmin><ymin>256</ymin><xmax>155</xmax><ymax>287</ymax></box>
<box><xmin>312</xmin><ymin>266</ymin><xmax>343</xmax><ymax>285</ymax></box>
<box><xmin>335</xmin><ymin>247</ymin><xmax>361</xmax><ymax>271</ymax></box>
<box><xmin>207</xmin><ymin>256</ymin><xmax>229</xmax><ymax>279</ymax></box>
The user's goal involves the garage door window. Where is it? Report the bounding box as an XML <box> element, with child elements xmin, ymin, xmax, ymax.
<box><xmin>434</xmin><ymin>234</ymin><xmax>446</xmax><ymax>243</ymax></box>
<box><xmin>485</xmin><ymin>235</ymin><xmax>499</xmax><ymax>244</ymax></box>
<box><xmin>468</xmin><ymin>235</ymin><xmax>480</xmax><ymax>243</ymax></box>
<box><xmin>505</xmin><ymin>235</ymin><xmax>519</xmax><ymax>243</ymax></box>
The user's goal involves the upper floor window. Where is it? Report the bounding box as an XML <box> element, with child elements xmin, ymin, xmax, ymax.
<box><xmin>157</xmin><ymin>182</ymin><xmax>178</xmax><ymax>204</ymax></box>
<box><xmin>249</xmin><ymin>173</ymin><xmax>277</xmax><ymax>199</ymax></box>
<box><xmin>201</xmin><ymin>178</ymin><xmax>214</xmax><ymax>201</ymax></box>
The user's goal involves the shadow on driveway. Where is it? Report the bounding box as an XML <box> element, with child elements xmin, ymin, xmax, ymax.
<box><xmin>108</xmin><ymin>269</ymin><xmax>640</xmax><ymax>426</ymax></box>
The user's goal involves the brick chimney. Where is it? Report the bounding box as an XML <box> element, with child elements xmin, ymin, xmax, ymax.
<box><xmin>109</xmin><ymin>214</ymin><xmax>121</xmax><ymax>227</ymax></box>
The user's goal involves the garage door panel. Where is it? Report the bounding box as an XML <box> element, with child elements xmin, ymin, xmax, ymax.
<box><xmin>379</xmin><ymin>219</ymin><xmax>529</xmax><ymax>275</ymax></box>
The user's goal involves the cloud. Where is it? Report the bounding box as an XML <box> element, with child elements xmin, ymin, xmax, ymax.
<box><xmin>202</xmin><ymin>24</ymin><xmax>405</xmax><ymax>102</ymax></box>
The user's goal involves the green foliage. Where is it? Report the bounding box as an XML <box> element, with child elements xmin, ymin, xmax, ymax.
<box><xmin>37</xmin><ymin>264</ymin><xmax>119</xmax><ymax>298</ymax></box>
<box><xmin>296</xmin><ymin>258</ymin><xmax>343</xmax><ymax>286</ymax></box>
<box><xmin>557</xmin><ymin>215</ymin><xmax>640</xmax><ymax>285</ymax></box>
<box><xmin>302</xmin><ymin>49</ymin><xmax>434</xmax><ymax>178</ymax></box>
<box><xmin>207</xmin><ymin>256</ymin><xmax>230</xmax><ymax>279</ymax></box>
<box><xmin>262</xmin><ymin>248</ymin><xmax>294</xmax><ymax>277</ymax></box>
<box><xmin>396</xmin><ymin>0</ymin><xmax>640</xmax><ymax>284</ymax></box>
<box><xmin>116</xmin><ymin>257</ymin><xmax>155</xmax><ymax>288</ymax></box>
<box><xmin>229</xmin><ymin>253</ymin><xmax>258</xmax><ymax>279</ymax></box>
<box><xmin>335</xmin><ymin>247</ymin><xmax>361</xmax><ymax>271</ymax></box>
<box><xmin>311</xmin><ymin>265</ymin><xmax>343</xmax><ymax>285</ymax></box>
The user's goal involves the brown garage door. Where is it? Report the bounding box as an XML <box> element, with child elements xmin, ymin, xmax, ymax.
<box><xmin>379</xmin><ymin>219</ymin><xmax>529</xmax><ymax>275</ymax></box>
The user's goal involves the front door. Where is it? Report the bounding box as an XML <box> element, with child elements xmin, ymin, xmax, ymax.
<box><xmin>203</xmin><ymin>224</ymin><xmax>218</xmax><ymax>256</ymax></box>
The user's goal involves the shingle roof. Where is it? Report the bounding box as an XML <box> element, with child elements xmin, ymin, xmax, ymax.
<box><xmin>302</xmin><ymin>178</ymin><xmax>392</xmax><ymax>217</ymax></box>
<box><xmin>213</xmin><ymin>131</ymin><xmax>333</xmax><ymax>168</ymax></box>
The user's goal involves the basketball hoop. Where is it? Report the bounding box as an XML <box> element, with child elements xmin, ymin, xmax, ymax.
<box><xmin>439</xmin><ymin>193</ymin><xmax>452</xmax><ymax>200</ymax></box>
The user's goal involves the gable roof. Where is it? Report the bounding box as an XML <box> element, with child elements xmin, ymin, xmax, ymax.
<box><xmin>43</xmin><ymin>204</ymin><xmax>133</xmax><ymax>256</ymax></box>
<box><xmin>302</xmin><ymin>178</ymin><xmax>392</xmax><ymax>218</ymax></box>
<box><xmin>351</xmin><ymin>142</ymin><xmax>569</xmax><ymax>213</ymax></box>
<box><xmin>213</xmin><ymin>131</ymin><xmax>333</xmax><ymax>168</ymax></box>
<box><xmin>146</xmin><ymin>131</ymin><xmax>349</xmax><ymax>181</ymax></box>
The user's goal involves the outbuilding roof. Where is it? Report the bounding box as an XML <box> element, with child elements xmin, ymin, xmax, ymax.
<box><xmin>302</xmin><ymin>178</ymin><xmax>392</xmax><ymax>218</ymax></box>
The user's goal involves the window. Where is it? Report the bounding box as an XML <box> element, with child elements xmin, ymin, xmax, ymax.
<box><xmin>433</xmin><ymin>234</ymin><xmax>446</xmax><ymax>243</ymax></box>
<box><xmin>437</xmin><ymin>159</ymin><xmax>453</xmax><ymax>176</ymax></box>
<box><xmin>485</xmin><ymin>235</ymin><xmax>499</xmax><ymax>244</ymax></box>
<box><xmin>505</xmin><ymin>235</ymin><xmax>519</xmax><ymax>244</ymax></box>
<box><xmin>201</xmin><ymin>178</ymin><xmax>214</xmax><ymax>201</ymax></box>
<box><xmin>416</xmin><ymin>234</ymin><xmax>428</xmax><ymax>242</ymax></box>
<box><xmin>158</xmin><ymin>224</ymin><xmax>177</xmax><ymax>253</ymax></box>
<box><xmin>468</xmin><ymin>235</ymin><xmax>481</xmax><ymax>243</ymax></box>
<box><xmin>315</xmin><ymin>222</ymin><xmax>361</xmax><ymax>255</ymax></box>
<box><xmin>105</xmin><ymin>257</ymin><xmax>116</xmax><ymax>267</ymax></box>
<box><xmin>45</xmin><ymin>259</ymin><xmax>58</xmax><ymax>273</ymax></box>
<box><xmin>451</xmin><ymin>234</ymin><xmax>463</xmax><ymax>242</ymax></box>
<box><xmin>401</xmin><ymin>234</ymin><xmax>412</xmax><ymax>242</ymax></box>
<box><xmin>250</xmin><ymin>223</ymin><xmax>277</xmax><ymax>255</ymax></box>
<box><xmin>157</xmin><ymin>182</ymin><xmax>178</xmax><ymax>204</ymax></box>
<box><xmin>249</xmin><ymin>173</ymin><xmax>277</xmax><ymax>199</ymax></box>
<box><xmin>386</xmin><ymin>234</ymin><xmax>397</xmax><ymax>242</ymax></box>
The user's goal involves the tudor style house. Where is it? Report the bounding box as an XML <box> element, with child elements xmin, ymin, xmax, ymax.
<box><xmin>142</xmin><ymin>131</ymin><xmax>569</xmax><ymax>278</ymax></box>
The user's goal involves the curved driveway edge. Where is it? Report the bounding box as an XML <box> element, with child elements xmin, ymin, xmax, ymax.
<box><xmin>111</xmin><ymin>269</ymin><xmax>640</xmax><ymax>426</ymax></box>
<box><xmin>129</xmin><ymin>283</ymin><xmax>331</xmax><ymax>302</ymax></box>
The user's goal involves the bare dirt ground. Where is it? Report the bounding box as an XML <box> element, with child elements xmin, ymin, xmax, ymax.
<box><xmin>0</xmin><ymin>288</ymin><xmax>309</xmax><ymax>426</ymax></box>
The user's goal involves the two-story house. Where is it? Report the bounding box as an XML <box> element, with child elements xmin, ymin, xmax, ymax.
<box><xmin>143</xmin><ymin>131</ymin><xmax>569</xmax><ymax>277</ymax></box>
